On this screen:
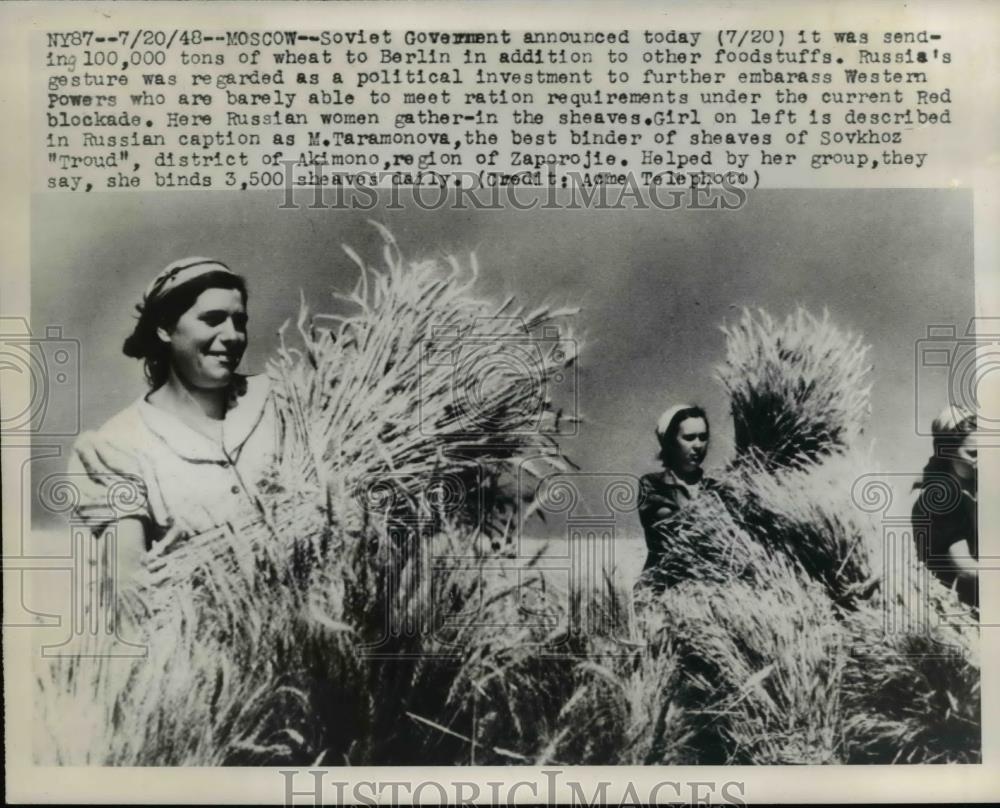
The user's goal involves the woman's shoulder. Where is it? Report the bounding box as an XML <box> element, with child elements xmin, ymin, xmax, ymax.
<box><xmin>70</xmin><ymin>400</ymin><xmax>150</xmax><ymax>476</ymax></box>
<box><xmin>911</xmin><ymin>476</ymin><xmax>971</xmax><ymax>520</ymax></box>
<box><xmin>639</xmin><ymin>470</ymin><xmax>668</xmax><ymax>491</ymax></box>
<box><xmin>640</xmin><ymin>469</ymin><xmax>707</xmax><ymax>490</ymax></box>
<box><xmin>75</xmin><ymin>399</ymin><xmax>147</xmax><ymax>452</ymax></box>
<box><xmin>638</xmin><ymin>470</ymin><xmax>684</xmax><ymax>504</ymax></box>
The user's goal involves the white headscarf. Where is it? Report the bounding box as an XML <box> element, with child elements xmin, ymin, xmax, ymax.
<box><xmin>655</xmin><ymin>403</ymin><xmax>700</xmax><ymax>441</ymax></box>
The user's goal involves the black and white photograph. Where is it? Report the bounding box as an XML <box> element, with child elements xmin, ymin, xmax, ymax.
<box><xmin>3</xmin><ymin>1</ymin><xmax>998</xmax><ymax>803</ymax></box>
<box><xmin>23</xmin><ymin>188</ymin><xmax>981</xmax><ymax>768</ymax></box>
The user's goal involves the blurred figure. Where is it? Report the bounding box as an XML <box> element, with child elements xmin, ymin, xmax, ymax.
<box><xmin>635</xmin><ymin>403</ymin><xmax>714</xmax><ymax>591</ymax></box>
<box><xmin>912</xmin><ymin>405</ymin><xmax>978</xmax><ymax>610</ymax></box>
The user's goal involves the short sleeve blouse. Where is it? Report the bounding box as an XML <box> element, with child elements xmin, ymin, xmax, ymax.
<box><xmin>68</xmin><ymin>374</ymin><xmax>278</xmax><ymax>545</ymax></box>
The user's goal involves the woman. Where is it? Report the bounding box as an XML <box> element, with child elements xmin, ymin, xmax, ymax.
<box><xmin>69</xmin><ymin>257</ymin><xmax>278</xmax><ymax>582</ymax></box>
<box><xmin>635</xmin><ymin>403</ymin><xmax>714</xmax><ymax>590</ymax></box>
<box><xmin>912</xmin><ymin>405</ymin><xmax>978</xmax><ymax>610</ymax></box>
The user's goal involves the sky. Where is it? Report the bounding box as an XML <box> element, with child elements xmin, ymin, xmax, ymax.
<box><xmin>30</xmin><ymin>188</ymin><xmax>973</xmax><ymax>537</ymax></box>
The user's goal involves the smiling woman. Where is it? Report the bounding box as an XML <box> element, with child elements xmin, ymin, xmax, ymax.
<box><xmin>68</xmin><ymin>257</ymin><xmax>278</xmax><ymax>583</ymax></box>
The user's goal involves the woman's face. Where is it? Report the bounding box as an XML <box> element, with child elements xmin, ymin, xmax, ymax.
<box><xmin>949</xmin><ymin>431</ymin><xmax>978</xmax><ymax>481</ymax></box>
<box><xmin>158</xmin><ymin>287</ymin><xmax>247</xmax><ymax>389</ymax></box>
<box><xmin>669</xmin><ymin>416</ymin><xmax>709</xmax><ymax>475</ymax></box>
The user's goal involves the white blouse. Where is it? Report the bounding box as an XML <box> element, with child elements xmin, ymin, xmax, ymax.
<box><xmin>69</xmin><ymin>375</ymin><xmax>278</xmax><ymax>544</ymax></box>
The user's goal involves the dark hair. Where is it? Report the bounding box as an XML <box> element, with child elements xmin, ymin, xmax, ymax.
<box><xmin>657</xmin><ymin>405</ymin><xmax>710</xmax><ymax>467</ymax></box>
<box><xmin>123</xmin><ymin>270</ymin><xmax>248</xmax><ymax>389</ymax></box>
<box><xmin>931</xmin><ymin>406</ymin><xmax>976</xmax><ymax>458</ymax></box>
<box><xmin>914</xmin><ymin>406</ymin><xmax>976</xmax><ymax>491</ymax></box>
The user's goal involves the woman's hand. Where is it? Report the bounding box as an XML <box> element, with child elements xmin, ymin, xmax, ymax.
<box><xmin>146</xmin><ymin>520</ymin><xmax>189</xmax><ymax>558</ymax></box>
<box><xmin>140</xmin><ymin>520</ymin><xmax>190</xmax><ymax>579</ymax></box>
<box><xmin>157</xmin><ymin>520</ymin><xmax>189</xmax><ymax>552</ymax></box>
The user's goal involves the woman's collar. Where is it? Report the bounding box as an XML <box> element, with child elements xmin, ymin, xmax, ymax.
<box><xmin>662</xmin><ymin>467</ymin><xmax>705</xmax><ymax>487</ymax></box>
<box><xmin>137</xmin><ymin>374</ymin><xmax>271</xmax><ymax>461</ymax></box>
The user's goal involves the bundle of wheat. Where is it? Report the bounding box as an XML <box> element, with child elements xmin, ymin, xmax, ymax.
<box><xmin>643</xmin><ymin>490</ymin><xmax>847</xmax><ymax>764</ymax></box>
<box><xmin>730</xmin><ymin>451</ymin><xmax>882</xmax><ymax>610</ymax></box>
<box><xmin>36</xmin><ymin>225</ymin><xmax>581</xmax><ymax>766</ymax></box>
<box><xmin>840</xmin><ymin>544</ymin><xmax>980</xmax><ymax>763</ymax></box>
<box><xmin>659</xmin><ymin>568</ymin><xmax>845</xmax><ymax>764</ymax></box>
<box><xmin>718</xmin><ymin>308</ymin><xmax>871</xmax><ymax>468</ymax></box>
<box><xmin>652</xmin><ymin>304</ymin><xmax>979</xmax><ymax>765</ymax></box>
<box><xmin>527</xmin><ymin>598</ymin><xmax>691</xmax><ymax>765</ymax></box>
<box><xmin>346</xmin><ymin>526</ymin><xmax>565</xmax><ymax>765</ymax></box>
<box><xmin>36</xmin><ymin>518</ymin><xmax>359</xmax><ymax>764</ymax></box>
<box><xmin>639</xmin><ymin>485</ymin><xmax>783</xmax><ymax>590</ymax></box>
<box><xmin>137</xmin><ymin>223</ymin><xmax>579</xmax><ymax>591</ymax></box>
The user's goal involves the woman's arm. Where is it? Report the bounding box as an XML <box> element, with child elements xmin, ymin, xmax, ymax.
<box><xmin>70</xmin><ymin>431</ymin><xmax>152</xmax><ymax>587</ymax></box>
<box><xmin>946</xmin><ymin>539</ymin><xmax>978</xmax><ymax>584</ymax></box>
<box><xmin>638</xmin><ymin>476</ymin><xmax>680</xmax><ymax>530</ymax></box>
<box><xmin>113</xmin><ymin>517</ymin><xmax>149</xmax><ymax>585</ymax></box>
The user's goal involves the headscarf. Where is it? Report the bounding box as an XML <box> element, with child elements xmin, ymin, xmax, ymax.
<box><xmin>139</xmin><ymin>257</ymin><xmax>236</xmax><ymax>315</ymax></box>
<box><xmin>123</xmin><ymin>257</ymin><xmax>241</xmax><ymax>369</ymax></box>
<box><xmin>656</xmin><ymin>403</ymin><xmax>701</xmax><ymax>442</ymax></box>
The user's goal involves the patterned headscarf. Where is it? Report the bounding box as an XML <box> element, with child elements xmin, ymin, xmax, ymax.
<box><xmin>123</xmin><ymin>257</ymin><xmax>243</xmax><ymax>383</ymax></box>
<box><xmin>139</xmin><ymin>257</ymin><xmax>235</xmax><ymax>314</ymax></box>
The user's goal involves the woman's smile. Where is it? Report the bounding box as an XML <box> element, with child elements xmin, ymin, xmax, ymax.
<box><xmin>160</xmin><ymin>287</ymin><xmax>248</xmax><ymax>389</ymax></box>
<box><xmin>206</xmin><ymin>350</ymin><xmax>239</xmax><ymax>367</ymax></box>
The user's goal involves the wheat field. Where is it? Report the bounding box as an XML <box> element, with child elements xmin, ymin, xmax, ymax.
<box><xmin>34</xmin><ymin>228</ymin><xmax>980</xmax><ymax>766</ymax></box>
